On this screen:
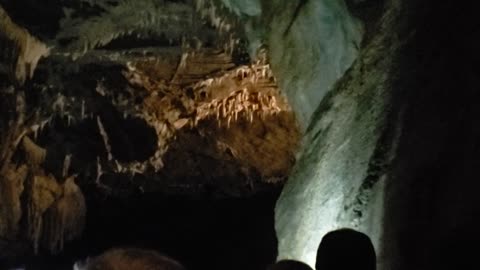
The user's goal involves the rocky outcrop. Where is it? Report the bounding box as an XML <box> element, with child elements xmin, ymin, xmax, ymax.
<box><xmin>264</xmin><ymin>0</ymin><xmax>363</xmax><ymax>127</ymax></box>
<box><xmin>0</xmin><ymin>6</ymin><xmax>50</xmax><ymax>85</ymax></box>
<box><xmin>274</xmin><ymin>0</ymin><xmax>399</xmax><ymax>265</ymax></box>
<box><xmin>1</xmin><ymin>135</ymin><xmax>86</xmax><ymax>255</ymax></box>
<box><xmin>219</xmin><ymin>0</ymin><xmax>363</xmax><ymax>127</ymax></box>
<box><xmin>274</xmin><ymin>0</ymin><xmax>480</xmax><ymax>269</ymax></box>
<box><xmin>0</xmin><ymin>0</ymin><xmax>300</xmax><ymax>258</ymax></box>
<box><xmin>4</xmin><ymin>1</ymin><xmax>477</xmax><ymax>270</ymax></box>
<box><xmin>0</xmin><ymin>163</ymin><xmax>28</xmax><ymax>237</ymax></box>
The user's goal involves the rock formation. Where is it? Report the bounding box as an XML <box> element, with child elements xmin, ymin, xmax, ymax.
<box><xmin>1</xmin><ymin>1</ymin><xmax>478</xmax><ymax>270</ymax></box>
<box><xmin>0</xmin><ymin>0</ymin><xmax>299</xmax><ymax>258</ymax></box>
<box><xmin>0</xmin><ymin>6</ymin><xmax>50</xmax><ymax>85</ymax></box>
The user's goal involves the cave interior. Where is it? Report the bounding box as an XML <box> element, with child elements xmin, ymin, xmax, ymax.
<box><xmin>1</xmin><ymin>0</ymin><xmax>479</xmax><ymax>270</ymax></box>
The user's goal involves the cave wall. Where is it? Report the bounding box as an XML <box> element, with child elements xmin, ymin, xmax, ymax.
<box><xmin>272</xmin><ymin>0</ymin><xmax>480</xmax><ymax>270</ymax></box>
<box><xmin>273</xmin><ymin>0</ymin><xmax>399</xmax><ymax>266</ymax></box>
<box><xmin>1</xmin><ymin>0</ymin><xmax>301</xmax><ymax>260</ymax></box>
<box><xmin>221</xmin><ymin>0</ymin><xmax>363</xmax><ymax>127</ymax></box>
<box><xmin>265</xmin><ymin>0</ymin><xmax>363</xmax><ymax>127</ymax></box>
<box><xmin>1</xmin><ymin>1</ymin><xmax>478</xmax><ymax>269</ymax></box>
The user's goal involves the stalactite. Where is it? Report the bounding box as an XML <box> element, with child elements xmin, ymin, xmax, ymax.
<box><xmin>18</xmin><ymin>136</ymin><xmax>59</xmax><ymax>253</ymax></box>
<box><xmin>114</xmin><ymin>55</ymin><xmax>291</xmax><ymax>176</ymax></box>
<box><xmin>194</xmin><ymin>88</ymin><xmax>282</xmax><ymax>127</ymax></box>
<box><xmin>1</xmin><ymin>128</ymin><xmax>86</xmax><ymax>254</ymax></box>
<box><xmin>0</xmin><ymin>164</ymin><xmax>28</xmax><ymax>237</ymax></box>
<box><xmin>56</xmin><ymin>0</ymin><xmax>195</xmax><ymax>59</ymax></box>
<box><xmin>0</xmin><ymin>0</ymin><xmax>300</xmax><ymax>259</ymax></box>
<box><xmin>194</xmin><ymin>0</ymin><xmax>233</xmax><ymax>33</ymax></box>
<box><xmin>0</xmin><ymin>92</ymin><xmax>29</xmax><ymax>239</ymax></box>
<box><xmin>41</xmin><ymin>176</ymin><xmax>86</xmax><ymax>254</ymax></box>
<box><xmin>0</xmin><ymin>6</ymin><xmax>50</xmax><ymax>85</ymax></box>
<box><xmin>26</xmin><ymin>174</ymin><xmax>62</xmax><ymax>254</ymax></box>
<box><xmin>97</xmin><ymin>116</ymin><xmax>113</xmax><ymax>161</ymax></box>
<box><xmin>25</xmin><ymin>172</ymin><xmax>86</xmax><ymax>254</ymax></box>
<box><xmin>22</xmin><ymin>136</ymin><xmax>46</xmax><ymax>168</ymax></box>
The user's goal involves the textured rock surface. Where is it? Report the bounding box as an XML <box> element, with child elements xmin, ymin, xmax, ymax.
<box><xmin>220</xmin><ymin>0</ymin><xmax>363</xmax><ymax>127</ymax></box>
<box><xmin>274</xmin><ymin>0</ymin><xmax>399</xmax><ymax>265</ymax></box>
<box><xmin>265</xmin><ymin>0</ymin><xmax>363</xmax><ymax>127</ymax></box>
<box><xmin>275</xmin><ymin>0</ymin><xmax>480</xmax><ymax>269</ymax></box>
<box><xmin>1</xmin><ymin>1</ymin><xmax>478</xmax><ymax>270</ymax></box>
<box><xmin>0</xmin><ymin>6</ymin><xmax>50</xmax><ymax>85</ymax></box>
<box><xmin>0</xmin><ymin>0</ymin><xmax>300</xmax><ymax>258</ymax></box>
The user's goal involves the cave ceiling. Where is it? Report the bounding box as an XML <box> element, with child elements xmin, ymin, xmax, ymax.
<box><xmin>0</xmin><ymin>0</ymin><xmax>300</xmax><ymax>199</ymax></box>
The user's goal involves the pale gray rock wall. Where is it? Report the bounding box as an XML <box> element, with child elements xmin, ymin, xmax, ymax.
<box><xmin>272</xmin><ymin>0</ymin><xmax>402</xmax><ymax>267</ymax></box>
<box><xmin>265</xmin><ymin>0</ymin><xmax>363</xmax><ymax>126</ymax></box>
<box><xmin>220</xmin><ymin>0</ymin><xmax>363</xmax><ymax>127</ymax></box>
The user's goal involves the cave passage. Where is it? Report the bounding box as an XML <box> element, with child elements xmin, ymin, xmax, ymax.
<box><xmin>12</xmin><ymin>189</ymin><xmax>281</xmax><ymax>270</ymax></box>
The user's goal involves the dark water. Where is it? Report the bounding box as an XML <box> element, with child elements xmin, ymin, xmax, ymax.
<box><xmin>11</xmin><ymin>189</ymin><xmax>281</xmax><ymax>270</ymax></box>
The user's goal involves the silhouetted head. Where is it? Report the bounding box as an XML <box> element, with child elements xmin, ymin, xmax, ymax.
<box><xmin>316</xmin><ymin>228</ymin><xmax>376</xmax><ymax>270</ymax></box>
<box><xmin>268</xmin><ymin>260</ymin><xmax>313</xmax><ymax>270</ymax></box>
<box><xmin>76</xmin><ymin>247</ymin><xmax>186</xmax><ymax>270</ymax></box>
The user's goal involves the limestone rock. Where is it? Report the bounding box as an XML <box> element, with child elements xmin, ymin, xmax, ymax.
<box><xmin>0</xmin><ymin>164</ymin><xmax>28</xmax><ymax>237</ymax></box>
<box><xmin>274</xmin><ymin>0</ymin><xmax>401</xmax><ymax>266</ymax></box>
<box><xmin>42</xmin><ymin>176</ymin><xmax>86</xmax><ymax>254</ymax></box>
<box><xmin>0</xmin><ymin>6</ymin><xmax>50</xmax><ymax>85</ymax></box>
<box><xmin>26</xmin><ymin>174</ymin><xmax>62</xmax><ymax>253</ymax></box>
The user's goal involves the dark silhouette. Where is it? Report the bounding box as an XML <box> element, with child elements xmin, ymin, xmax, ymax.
<box><xmin>268</xmin><ymin>259</ymin><xmax>313</xmax><ymax>270</ymax></box>
<box><xmin>316</xmin><ymin>229</ymin><xmax>376</xmax><ymax>270</ymax></box>
<box><xmin>75</xmin><ymin>247</ymin><xmax>186</xmax><ymax>270</ymax></box>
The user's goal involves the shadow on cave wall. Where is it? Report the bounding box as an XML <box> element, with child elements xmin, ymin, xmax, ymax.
<box><xmin>10</xmin><ymin>189</ymin><xmax>280</xmax><ymax>270</ymax></box>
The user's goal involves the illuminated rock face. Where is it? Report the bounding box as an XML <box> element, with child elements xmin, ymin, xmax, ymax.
<box><xmin>273</xmin><ymin>1</ymin><xmax>395</xmax><ymax>264</ymax></box>
<box><xmin>241</xmin><ymin>0</ymin><xmax>386</xmax><ymax>267</ymax></box>
<box><xmin>265</xmin><ymin>0</ymin><xmax>363</xmax><ymax>127</ymax></box>
<box><xmin>221</xmin><ymin>0</ymin><xmax>363</xmax><ymax>127</ymax></box>
<box><xmin>274</xmin><ymin>1</ymin><xmax>480</xmax><ymax>270</ymax></box>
